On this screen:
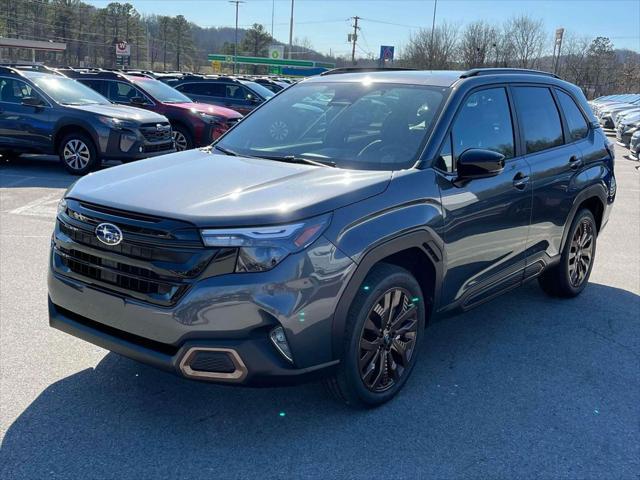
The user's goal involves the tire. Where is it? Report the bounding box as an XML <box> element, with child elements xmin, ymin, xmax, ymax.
<box><xmin>325</xmin><ymin>263</ymin><xmax>426</xmax><ymax>408</ymax></box>
<box><xmin>59</xmin><ymin>133</ymin><xmax>99</xmax><ymax>175</ymax></box>
<box><xmin>538</xmin><ymin>208</ymin><xmax>597</xmax><ymax>298</ymax></box>
<box><xmin>172</xmin><ymin>124</ymin><xmax>194</xmax><ymax>151</ymax></box>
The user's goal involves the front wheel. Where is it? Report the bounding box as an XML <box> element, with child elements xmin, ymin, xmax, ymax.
<box><xmin>59</xmin><ymin>133</ymin><xmax>99</xmax><ymax>175</ymax></box>
<box><xmin>538</xmin><ymin>209</ymin><xmax>597</xmax><ymax>297</ymax></box>
<box><xmin>172</xmin><ymin>124</ymin><xmax>194</xmax><ymax>151</ymax></box>
<box><xmin>325</xmin><ymin>264</ymin><xmax>426</xmax><ymax>408</ymax></box>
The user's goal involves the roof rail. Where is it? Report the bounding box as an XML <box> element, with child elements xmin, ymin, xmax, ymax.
<box><xmin>0</xmin><ymin>63</ymin><xmax>65</xmax><ymax>76</ymax></box>
<box><xmin>320</xmin><ymin>67</ymin><xmax>415</xmax><ymax>76</ymax></box>
<box><xmin>460</xmin><ymin>68</ymin><xmax>559</xmax><ymax>79</ymax></box>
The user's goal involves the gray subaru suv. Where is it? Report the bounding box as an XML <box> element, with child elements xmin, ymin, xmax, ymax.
<box><xmin>49</xmin><ymin>68</ymin><xmax>616</xmax><ymax>407</ymax></box>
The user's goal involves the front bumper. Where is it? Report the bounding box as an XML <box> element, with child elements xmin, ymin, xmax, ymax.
<box><xmin>48</xmin><ymin>227</ymin><xmax>356</xmax><ymax>386</ymax></box>
<box><xmin>49</xmin><ymin>299</ymin><xmax>339</xmax><ymax>386</ymax></box>
<box><xmin>100</xmin><ymin>126</ymin><xmax>175</xmax><ymax>161</ymax></box>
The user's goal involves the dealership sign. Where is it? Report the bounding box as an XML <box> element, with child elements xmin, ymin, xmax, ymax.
<box><xmin>115</xmin><ymin>41</ymin><xmax>130</xmax><ymax>57</ymax></box>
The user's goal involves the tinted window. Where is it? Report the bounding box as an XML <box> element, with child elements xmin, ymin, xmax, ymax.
<box><xmin>451</xmin><ymin>87</ymin><xmax>515</xmax><ymax>165</ymax></box>
<box><xmin>80</xmin><ymin>79</ymin><xmax>106</xmax><ymax>96</ymax></box>
<box><xmin>556</xmin><ymin>89</ymin><xmax>589</xmax><ymax>141</ymax></box>
<box><xmin>180</xmin><ymin>82</ymin><xmax>225</xmax><ymax>97</ymax></box>
<box><xmin>108</xmin><ymin>82</ymin><xmax>148</xmax><ymax>104</ymax></box>
<box><xmin>0</xmin><ymin>78</ymin><xmax>43</xmax><ymax>104</ymax></box>
<box><xmin>513</xmin><ymin>86</ymin><xmax>563</xmax><ymax>154</ymax></box>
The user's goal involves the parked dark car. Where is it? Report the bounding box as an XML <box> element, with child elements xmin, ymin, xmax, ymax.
<box><xmin>48</xmin><ymin>68</ymin><xmax>616</xmax><ymax>407</ymax></box>
<box><xmin>65</xmin><ymin>70</ymin><xmax>242</xmax><ymax>151</ymax></box>
<box><xmin>173</xmin><ymin>75</ymin><xmax>275</xmax><ymax>115</ymax></box>
<box><xmin>0</xmin><ymin>66</ymin><xmax>174</xmax><ymax>174</ymax></box>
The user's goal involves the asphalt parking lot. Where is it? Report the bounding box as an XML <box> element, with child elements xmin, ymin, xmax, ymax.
<box><xmin>1</xmin><ymin>142</ymin><xmax>638</xmax><ymax>479</ymax></box>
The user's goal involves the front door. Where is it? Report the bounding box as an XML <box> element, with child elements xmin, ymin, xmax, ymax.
<box><xmin>435</xmin><ymin>86</ymin><xmax>532</xmax><ymax>309</ymax></box>
<box><xmin>0</xmin><ymin>77</ymin><xmax>51</xmax><ymax>152</ymax></box>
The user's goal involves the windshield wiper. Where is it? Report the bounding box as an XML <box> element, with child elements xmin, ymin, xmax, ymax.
<box><xmin>212</xmin><ymin>145</ymin><xmax>239</xmax><ymax>156</ymax></box>
<box><xmin>256</xmin><ymin>155</ymin><xmax>336</xmax><ymax>168</ymax></box>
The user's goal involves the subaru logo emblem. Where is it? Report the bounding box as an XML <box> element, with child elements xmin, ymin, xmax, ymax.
<box><xmin>95</xmin><ymin>223</ymin><xmax>123</xmax><ymax>246</ymax></box>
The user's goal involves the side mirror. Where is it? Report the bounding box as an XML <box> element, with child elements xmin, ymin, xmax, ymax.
<box><xmin>130</xmin><ymin>96</ymin><xmax>147</xmax><ymax>106</ymax></box>
<box><xmin>456</xmin><ymin>149</ymin><xmax>505</xmax><ymax>180</ymax></box>
<box><xmin>21</xmin><ymin>96</ymin><xmax>44</xmax><ymax>107</ymax></box>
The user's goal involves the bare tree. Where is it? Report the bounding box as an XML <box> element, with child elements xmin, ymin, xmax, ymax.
<box><xmin>405</xmin><ymin>21</ymin><xmax>459</xmax><ymax>70</ymax></box>
<box><xmin>505</xmin><ymin>15</ymin><xmax>546</xmax><ymax>69</ymax></box>
<box><xmin>460</xmin><ymin>21</ymin><xmax>497</xmax><ymax>68</ymax></box>
<box><xmin>561</xmin><ymin>34</ymin><xmax>591</xmax><ymax>88</ymax></box>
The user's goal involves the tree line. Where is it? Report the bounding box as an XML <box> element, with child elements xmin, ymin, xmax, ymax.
<box><xmin>402</xmin><ymin>15</ymin><xmax>639</xmax><ymax>97</ymax></box>
<box><xmin>1</xmin><ymin>1</ymin><xmax>638</xmax><ymax>97</ymax></box>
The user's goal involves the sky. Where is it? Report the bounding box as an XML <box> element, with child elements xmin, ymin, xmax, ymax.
<box><xmin>86</xmin><ymin>0</ymin><xmax>640</xmax><ymax>57</ymax></box>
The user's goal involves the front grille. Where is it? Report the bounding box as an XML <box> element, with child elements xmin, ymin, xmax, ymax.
<box><xmin>144</xmin><ymin>142</ymin><xmax>174</xmax><ymax>153</ymax></box>
<box><xmin>53</xmin><ymin>199</ymin><xmax>235</xmax><ymax>306</ymax></box>
<box><xmin>140</xmin><ymin>122</ymin><xmax>172</xmax><ymax>143</ymax></box>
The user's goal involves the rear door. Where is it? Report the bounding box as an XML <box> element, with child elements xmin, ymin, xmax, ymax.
<box><xmin>511</xmin><ymin>85</ymin><xmax>584</xmax><ymax>267</ymax></box>
<box><xmin>175</xmin><ymin>82</ymin><xmax>226</xmax><ymax>107</ymax></box>
<box><xmin>436</xmin><ymin>86</ymin><xmax>533</xmax><ymax>309</ymax></box>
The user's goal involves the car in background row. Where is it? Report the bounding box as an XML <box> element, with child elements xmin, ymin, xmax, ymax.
<box><xmin>616</xmin><ymin>110</ymin><xmax>640</xmax><ymax>148</ymax></box>
<box><xmin>64</xmin><ymin>69</ymin><xmax>243</xmax><ymax>150</ymax></box>
<box><xmin>629</xmin><ymin>130</ymin><xmax>640</xmax><ymax>160</ymax></box>
<box><xmin>172</xmin><ymin>75</ymin><xmax>275</xmax><ymax>115</ymax></box>
<box><xmin>0</xmin><ymin>66</ymin><xmax>174</xmax><ymax>174</ymax></box>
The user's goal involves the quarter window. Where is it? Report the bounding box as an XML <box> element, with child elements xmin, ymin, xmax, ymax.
<box><xmin>556</xmin><ymin>90</ymin><xmax>589</xmax><ymax>141</ymax></box>
<box><xmin>512</xmin><ymin>86</ymin><xmax>563</xmax><ymax>154</ymax></box>
<box><xmin>451</xmin><ymin>87</ymin><xmax>515</xmax><ymax>167</ymax></box>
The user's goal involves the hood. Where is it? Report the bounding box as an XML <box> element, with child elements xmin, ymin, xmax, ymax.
<box><xmin>67</xmin><ymin>150</ymin><xmax>391</xmax><ymax>227</ymax></box>
<box><xmin>68</xmin><ymin>104</ymin><xmax>167</xmax><ymax>123</ymax></box>
<box><xmin>167</xmin><ymin>102</ymin><xmax>243</xmax><ymax>119</ymax></box>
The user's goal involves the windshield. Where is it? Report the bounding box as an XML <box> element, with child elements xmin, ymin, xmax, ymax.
<box><xmin>217</xmin><ymin>81</ymin><xmax>447</xmax><ymax>170</ymax></box>
<box><xmin>132</xmin><ymin>77</ymin><xmax>193</xmax><ymax>103</ymax></box>
<box><xmin>30</xmin><ymin>75</ymin><xmax>110</xmax><ymax>105</ymax></box>
<box><xmin>239</xmin><ymin>80</ymin><xmax>276</xmax><ymax>99</ymax></box>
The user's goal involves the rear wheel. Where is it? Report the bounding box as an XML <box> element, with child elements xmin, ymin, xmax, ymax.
<box><xmin>59</xmin><ymin>133</ymin><xmax>99</xmax><ymax>175</ymax></box>
<box><xmin>538</xmin><ymin>209</ymin><xmax>597</xmax><ymax>297</ymax></box>
<box><xmin>325</xmin><ymin>264</ymin><xmax>425</xmax><ymax>408</ymax></box>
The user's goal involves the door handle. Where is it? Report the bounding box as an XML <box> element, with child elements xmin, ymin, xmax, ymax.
<box><xmin>569</xmin><ymin>155</ymin><xmax>584</xmax><ymax>170</ymax></box>
<box><xmin>512</xmin><ymin>172</ymin><xmax>529</xmax><ymax>190</ymax></box>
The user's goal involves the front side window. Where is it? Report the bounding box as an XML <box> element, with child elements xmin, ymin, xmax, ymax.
<box><xmin>108</xmin><ymin>82</ymin><xmax>149</xmax><ymax>104</ymax></box>
<box><xmin>513</xmin><ymin>86</ymin><xmax>563</xmax><ymax>154</ymax></box>
<box><xmin>556</xmin><ymin>89</ymin><xmax>589</xmax><ymax>141</ymax></box>
<box><xmin>216</xmin><ymin>81</ymin><xmax>447</xmax><ymax>171</ymax></box>
<box><xmin>451</xmin><ymin>87</ymin><xmax>515</xmax><ymax>165</ymax></box>
<box><xmin>0</xmin><ymin>78</ymin><xmax>42</xmax><ymax>104</ymax></box>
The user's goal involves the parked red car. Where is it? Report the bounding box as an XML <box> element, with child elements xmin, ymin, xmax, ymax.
<box><xmin>65</xmin><ymin>70</ymin><xmax>242</xmax><ymax>150</ymax></box>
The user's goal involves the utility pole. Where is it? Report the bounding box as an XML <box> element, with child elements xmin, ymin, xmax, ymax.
<box><xmin>271</xmin><ymin>0</ymin><xmax>275</xmax><ymax>38</ymax></box>
<box><xmin>428</xmin><ymin>0</ymin><xmax>438</xmax><ymax>70</ymax></box>
<box><xmin>229</xmin><ymin>0</ymin><xmax>244</xmax><ymax>74</ymax></box>
<box><xmin>350</xmin><ymin>16</ymin><xmax>360</xmax><ymax>65</ymax></box>
<box><xmin>288</xmin><ymin>0</ymin><xmax>295</xmax><ymax>59</ymax></box>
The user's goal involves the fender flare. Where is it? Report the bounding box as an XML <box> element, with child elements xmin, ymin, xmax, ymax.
<box><xmin>54</xmin><ymin>120</ymin><xmax>100</xmax><ymax>151</ymax></box>
<box><xmin>559</xmin><ymin>183</ymin><xmax>608</xmax><ymax>253</ymax></box>
<box><xmin>330</xmin><ymin>228</ymin><xmax>444</xmax><ymax>358</ymax></box>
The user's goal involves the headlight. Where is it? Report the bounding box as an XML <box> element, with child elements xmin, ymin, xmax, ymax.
<box><xmin>98</xmin><ymin>117</ymin><xmax>137</xmax><ymax>129</ymax></box>
<box><xmin>57</xmin><ymin>197</ymin><xmax>67</xmax><ymax>216</ymax></box>
<box><xmin>200</xmin><ymin>214</ymin><xmax>331</xmax><ymax>272</ymax></box>
<box><xmin>195</xmin><ymin>111</ymin><xmax>223</xmax><ymax>124</ymax></box>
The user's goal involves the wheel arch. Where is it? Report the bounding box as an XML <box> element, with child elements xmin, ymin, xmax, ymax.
<box><xmin>54</xmin><ymin>124</ymin><xmax>98</xmax><ymax>153</ymax></box>
<box><xmin>560</xmin><ymin>184</ymin><xmax>607</xmax><ymax>253</ymax></box>
<box><xmin>331</xmin><ymin>229</ymin><xmax>443</xmax><ymax>358</ymax></box>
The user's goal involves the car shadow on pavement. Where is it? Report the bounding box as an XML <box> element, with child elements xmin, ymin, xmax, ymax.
<box><xmin>0</xmin><ymin>155</ymin><xmax>120</xmax><ymax>189</ymax></box>
<box><xmin>1</xmin><ymin>282</ymin><xmax>639</xmax><ymax>479</ymax></box>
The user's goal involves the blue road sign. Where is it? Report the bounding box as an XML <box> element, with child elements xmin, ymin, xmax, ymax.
<box><xmin>379</xmin><ymin>45</ymin><xmax>395</xmax><ymax>62</ymax></box>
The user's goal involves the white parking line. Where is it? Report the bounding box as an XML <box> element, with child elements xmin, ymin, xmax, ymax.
<box><xmin>7</xmin><ymin>192</ymin><xmax>61</xmax><ymax>218</ymax></box>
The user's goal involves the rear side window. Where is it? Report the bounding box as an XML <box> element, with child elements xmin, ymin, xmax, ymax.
<box><xmin>79</xmin><ymin>79</ymin><xmax>106</xmax><ymax>96</ymax></box>
<box><xmin>556</xmin><ymin>90</ymin><xmax>589</xmax><ymax>141</ymax></box>
<box><xmin>179</xmin><ymin>82</ymin><xmax>225</xmax><ymax>97</ymax></box>
<box><xmin>512</xmin><ymin>86</ymin><xmax>563</xmax><ymax>154</ymax></box>
<box><xmin>450</xmin><ymin>87</ymin><xmax>515</xmax><ymax>167</ymax></box>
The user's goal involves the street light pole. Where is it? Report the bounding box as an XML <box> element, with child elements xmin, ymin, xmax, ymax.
<box><xmin>229</xmin><ymin>0</ymin><xmax>244</xmax><ymax>74</ymax></box>
<box><xmin>288</xmin><ymin>0</ymin><xmax>295</xmax><ymax>59</ymax></box>
<box><xmin>428</xmin><ymin>0</ymin><xmax>437</xmax><ymax>70</ymax></box>
<box><xmin>271</xmin><ymin>0</ymin><xmax>275</xmax><ymax>38</ymax></box>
